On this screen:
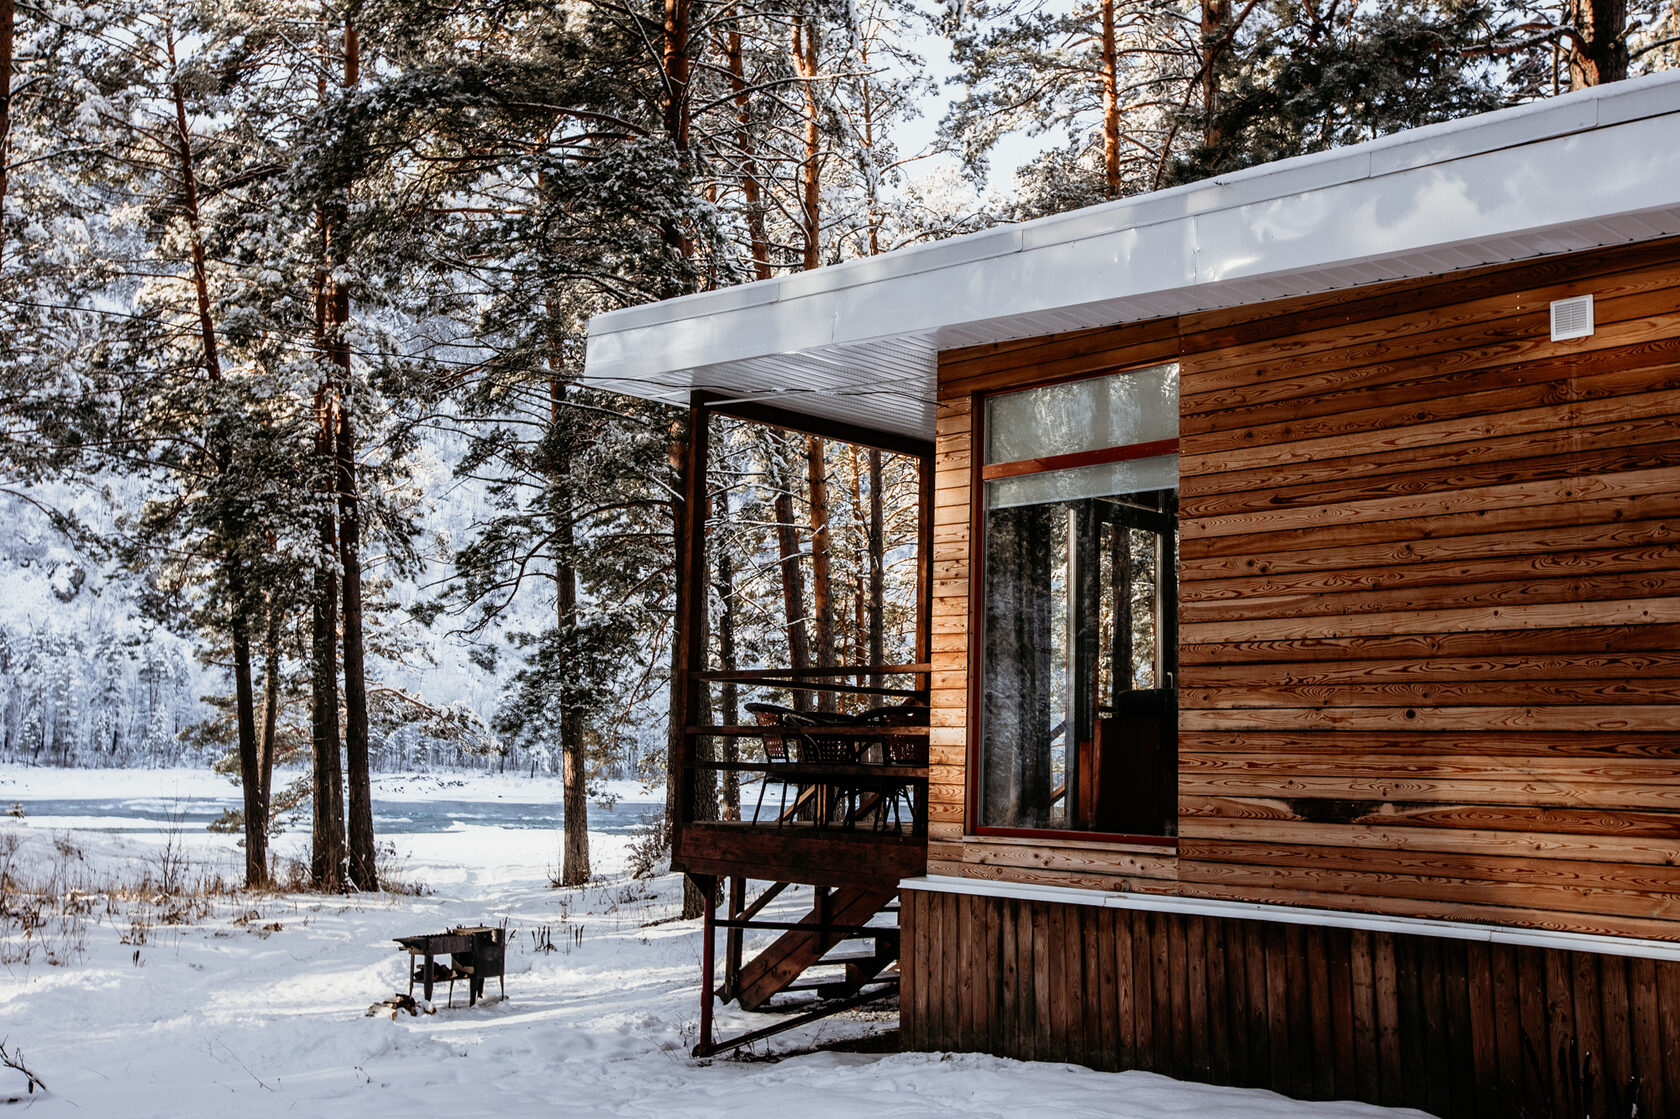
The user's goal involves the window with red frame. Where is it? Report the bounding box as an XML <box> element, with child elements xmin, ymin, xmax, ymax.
<box><xmin>976</xmin><ymin>362</ymin><xmax>1179</xmax><ymax>840</ymax></box>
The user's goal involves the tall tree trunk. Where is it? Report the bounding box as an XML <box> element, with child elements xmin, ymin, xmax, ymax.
<box><xmin>1201</xmin><ymin>0</ymin><xmax>1231</xmax><ymax>161</ymax></box>
<box><xmin>713</xmin><ymin>496</ymin><xmax>741</xmax><ymax>821</ymax></box>
<box><xmin>724</xmin><ymin>15</ymin><xmax>772</xmax><ymax>279</ymax></box>
<box><xmin>856</xmin><ymin>40</ymin><xmax>883</xmax><ymax>256</ymax></box>
<box><xmin>867</xmin><ymin>449</ymin><xmax>885</xmax><ymax>668</ymax></box>
<box><xmin>310</xmin><ymin>388</ymin><xmax>344</xmax><ymax>891</ymax></box>
<box><xmin>550</xmin><ymin>376</ymin><xmax>591</xmax><ymax>887</ymax></box>
<box><xmin>661</xmin><ymin>0</ymin><xmax>693</xmax><ymax>261</ymax></box>
<box><xmin>1099</xmin><ymin>0</ymin><xmax>1122</xmax><ymax>198</ymax></box>
<box><xmin>658</xmin><ymin>0</ymin><xmax>701</xmax><ymax>902</ymax></box>
<box><xmin>659</xmin><ymin>0</ymin><xmax>703</xmax><ymax>916</ymax></box>
<box><xmin>806</xmin><ymin>436</ymin><xmax>835</xmax><ymax>710</ymax></box>
<box><xmin>665</xmin><ymin>420</ymin><xmax>695</xmax><ymax>912</ymax></box>
<box><xmin>323</xmin><ymin>14</ymin><xmax>371</xmax><ymax>892</ymax></box>
<box><xmin>1</xmin><ymin>0</ymin><xmax>13</xmax><ymax>272</ymax></box>
<box><xmin>169</xmin><ymin>32</ymin><xmax>266</xmax><ymax>886</ymax></box>
<box><xmin>662</xmin><ymin>0</ymin><xmax>691</xmax><ymax>146</ymax></box>
<box><xmin>792</xmin><ymin>15</ymin><xmax>821</xmax><ymax>269</ymax></box>
<box><xmin>310</xmin><ymin>15</ymin><xmax>345</xmax><ymax>889</ymax></box>
<box><xmin>845</xmin><ymin>445</ymin><xmax>866</xmax><ymax>687</ymax></box>
<box><xmin>338</xmin><ymin>396</ymin><xmax>375</xmax><ymax>890</ymax></box>
<box><xmin>229</xmin><ymin>576</ymin><xmax>265</xmax><ymax>885</ymax></box>
<box><xmin>1567</xmin><ymin>0</ymin><xmax>1629</xmax><ymax>87</ymax></box>
<box><xmin>772</xmin><ymin>445</ymin><xmax>812</xmax><ymax>711</ymax></box>
<box><xmin>258</xmin><ymin>599</ymin><xmax>281</xmax><ymax>833</ymax></box>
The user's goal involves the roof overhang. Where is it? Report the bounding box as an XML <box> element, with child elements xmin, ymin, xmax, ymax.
<box><xmin>582</xmin><ymin>73</ymin><xmax>1680</xmax><ymax>442</ymax></box>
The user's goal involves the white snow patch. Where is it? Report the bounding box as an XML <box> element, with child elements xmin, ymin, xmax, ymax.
<box><xmin>0</xmin><ymin>768</ymin><xmax>1433</xmax><ymax>1119</ymax></box>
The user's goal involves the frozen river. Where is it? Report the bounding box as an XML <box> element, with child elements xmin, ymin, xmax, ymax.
<box><xmin>7</xmin><ymin>791</ymin><xmax>665</xmax><ymax>835</ymax></box>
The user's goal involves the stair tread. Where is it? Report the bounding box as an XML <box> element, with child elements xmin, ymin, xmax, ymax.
<box><xmin>734</xmin><ymin>884</ymin><xmax>902</xmax><ymax>1011</ymax></box>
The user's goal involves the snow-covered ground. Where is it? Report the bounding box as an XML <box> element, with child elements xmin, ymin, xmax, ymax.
<box><xmin>0</xmin><ymin>766</ymin><xmax>1433</xmax><ymax>1118</ymax></box>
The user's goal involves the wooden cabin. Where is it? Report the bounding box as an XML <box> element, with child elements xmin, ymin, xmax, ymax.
<box><xmin>583</xmin><ymin>73</ymin><xmax>1680</xmax><ymax>1117</ymax></box>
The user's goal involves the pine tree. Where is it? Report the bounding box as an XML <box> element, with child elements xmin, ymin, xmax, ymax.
<box><xmin>942</xmin><ymin>0</ymin><xmax>1194</xmax><ymax>213</ymax></box>
<box><xmin>1167</xmin><ymin>0</ymin><xmax>1506</xmax><ymax>183</ymax></box>
<box><xmin>36</xmin><ymin>0</ymin><xmax>334</xmax><ymax>885</ymax></box>
<box><xmin>329</xmin><ymin>0</ymin><xmax>717</xmax><ymax>887</ymax></box>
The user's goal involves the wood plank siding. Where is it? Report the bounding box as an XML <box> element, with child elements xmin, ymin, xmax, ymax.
<box><xmin>930</xmin><ymin>236</ymin><xmax>1680</xmax><ymax>940</ymax></box>
<box><xmin>901</xmin><ymin>887</ymin><xmax>1680</xmax><ymax>1119</ymax></box>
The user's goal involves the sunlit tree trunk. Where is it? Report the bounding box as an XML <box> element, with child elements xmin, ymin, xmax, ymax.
<box><xmin>339</xmin><ymin>394</ymin><xmax>375</xmax><ymax>890</ymax></box>
<box><xmin>310</xmin><ymin>385</ymin><xmax>344</xmax><ymax>890</ymax></box>
<box><xmin>662</xmin><ymin>0</ymin><xmax>693</xmax><ymax>260</ymax></box>
<box><xmin>773</xmin><ymin>452</ymin><xmax>813</xmax><ymax>712</ymax></box>
<box><xmin>549</xmin><ymin>373</ymin><xmax>591</xmax><ymax>886</ymax></box>
<box><xmin>867</xmin><ymin>450</ymin><xmax>885</xmax><ymax>668</ymax></box>
<box><xmin>724</xmin><ymin>14</ymin><xmax>772</xmax><ymax>279</ymax></box>
<box><xmin>855</xmin><ymin>39</ymin><xmax>883</xmax><ymax>256</ymax></box>
<box><xmin>1201</xmin><ymin>0</ymin><xmax>1230</xmax><ymax>159</ymax></box>
<box><xmin>792</xmin><ymin>15</ymin><xmax>821</xmax><ymax>269</ymax></box>
<box><xmin>258</xmin><ymin>601</ymin><xmax>281</xmax><ymax>838</ymax></box>
<box><xmin>806</xmin><ymin>437</ymin><xmax>835</xmax><ymax>710</ymax></box>
<box><xmin>1</xmin><ymin>0</ymin><xmax>13</xmax><ymax>272</ymax></box>
<box><xmin>325</xmin><ymin>15</ymin><xmax>375</xmax><ymax>892</ymax></box>
<box><xmin>1567</xmin><ymin>0</ymin><xmax>1629</xmax><ymax>87</ymax></box>
<box><xmin>168</xmin><ymin>30</ymin><xmax>266</xmax><ymax>886</ymax></box>
<box><xmin>1100</xmin><ymin>0</ymin><xmax>1121</xmax><ymax>198</ymax></box>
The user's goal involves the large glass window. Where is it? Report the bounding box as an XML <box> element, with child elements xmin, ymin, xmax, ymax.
<box><xmin>978</xmin><ymin>364</ymin><xmax>1178</xmax><ymax>839</ymax></box>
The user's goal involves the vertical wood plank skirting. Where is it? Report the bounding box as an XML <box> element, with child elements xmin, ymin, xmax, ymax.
<box><xmin>902</xmin><ymin>887</ymin><xmax>1677</xmax><ymax>1119</ymax></box>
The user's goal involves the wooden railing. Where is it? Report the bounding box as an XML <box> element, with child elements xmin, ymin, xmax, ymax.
<box><xmin>680</xmin><ymin>664</ymin><xmax>931</xmax><ymax>837</ymax></box>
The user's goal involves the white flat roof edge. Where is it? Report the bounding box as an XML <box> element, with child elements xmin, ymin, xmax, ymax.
<box><xmin>587</xmin><ymin>71</ymin><xmax>1680</xmax><ymax>342</ymax></box>
<box><xmin>899</xmin><ymin>874</ymin><xmax>1680</xmax><ymax>962</ymax></box>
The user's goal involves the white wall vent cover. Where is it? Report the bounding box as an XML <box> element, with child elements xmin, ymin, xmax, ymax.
<box><xmin>1551</xmin><ymin>294</ymin><xmax>1595</xmax><ymax>341</ymax></box>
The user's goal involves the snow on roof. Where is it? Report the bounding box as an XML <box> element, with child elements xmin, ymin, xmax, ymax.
<box><xmin>582</xmin><ymin>73</ymin><xmax>1680</xmax><ymax>441</ymax></box>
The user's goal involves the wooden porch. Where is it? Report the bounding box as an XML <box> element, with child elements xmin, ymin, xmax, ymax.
<box><xmin>675</xmin><ymin>663</ymin><xmax>933</xmax><ymax>885</ymax></box>
<box><xmin>668</xmin><ymin>393</ymin><xmax>934</xmax><ymax>1055</ymax></box>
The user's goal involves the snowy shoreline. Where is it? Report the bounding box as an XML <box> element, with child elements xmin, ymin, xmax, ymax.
<box><xmin>0</xmin><ymin>762</ymin><xmax>661</xmax><ymax>807</ymax></box>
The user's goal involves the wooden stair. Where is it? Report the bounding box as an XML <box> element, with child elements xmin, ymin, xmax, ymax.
<box><xmin>733</xmin><ymin>884</ymin><xmax>900</xmax><ymax>1011</ymax></box>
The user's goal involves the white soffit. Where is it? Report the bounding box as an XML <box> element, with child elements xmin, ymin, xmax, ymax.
<box><xmin>582</xmin><ymin>73</ymin><xmax>1680</xmax><ymax>442</ymax></box>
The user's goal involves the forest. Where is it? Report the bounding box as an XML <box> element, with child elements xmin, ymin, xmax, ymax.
<box><xmin>1</xmin><ymin>0</ymin><xmax>1676</xmax><ymax>891</ymax></box>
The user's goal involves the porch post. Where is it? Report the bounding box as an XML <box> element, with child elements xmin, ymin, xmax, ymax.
<box><xmin>673</xmin><ymin>396</ymin><xmax>710</xmax><ymax>837</ymax></box>
<box><xmin>723</xmin><ymin>874</ymin><xmax>745</xmax><ymax>1002</ymax></box>
<box><xmin>915</xmin><ymin>451</ymin><xmax>934</xmax><ymax>667</ymax></box>
<box><xmin>696</xmin><ymin>873</ymin><xmax>718</xmax><ymax>1056</ymax></box>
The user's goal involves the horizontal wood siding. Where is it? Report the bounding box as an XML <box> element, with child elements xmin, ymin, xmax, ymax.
<box><xmin>1176</xmin><ymin>237</ymin><xmax>1680</xmax><ymax>941</ymax></box>
<box><xmin>929</xmin><ymin>326</ymin><xmax>1183</xmax><ymax>895</ymax></box>
<box><xmin>902</xmin><ymin>888</ymin><xmax>1680</xmax><ymax>1119</ymax></box>
<box><xmin>928</xmin><ymin>395</ymin><xmax>973</xmax><ymax>864</ymax></box>
<box><xmin>933</xmin><ymin>236</ymin><xmax>1680</xmax><ymax>940</ymax></box>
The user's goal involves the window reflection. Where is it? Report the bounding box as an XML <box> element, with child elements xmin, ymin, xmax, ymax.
<box><xmin>978</xmin><ymin>364</ymin><xmax>1179</xmax><ymax>838</ymax></box>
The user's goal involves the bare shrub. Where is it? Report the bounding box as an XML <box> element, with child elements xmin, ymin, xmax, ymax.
<box><xmin>625</xmin><ymin>817</ymin><xmax>668</xmax><ymax>881</ymax></box>
<box><xmin>154</xmin><ymin>806</ymin><xmax>189</xmax><ymax>897</ymax></box>
<box><xmin>0</xmin><ymin>1039</ymin><xmax>47</xmax><ymax>1099</ymax></box>
<box><xmin>1</xmin><ymin>827</ymin><xmax>241</xmax><ymax>969</ymax></box>
<box><xmin>374</xmin><ymin>841</ymin><xmax>428</xmax><ymax>896</ymax></box>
